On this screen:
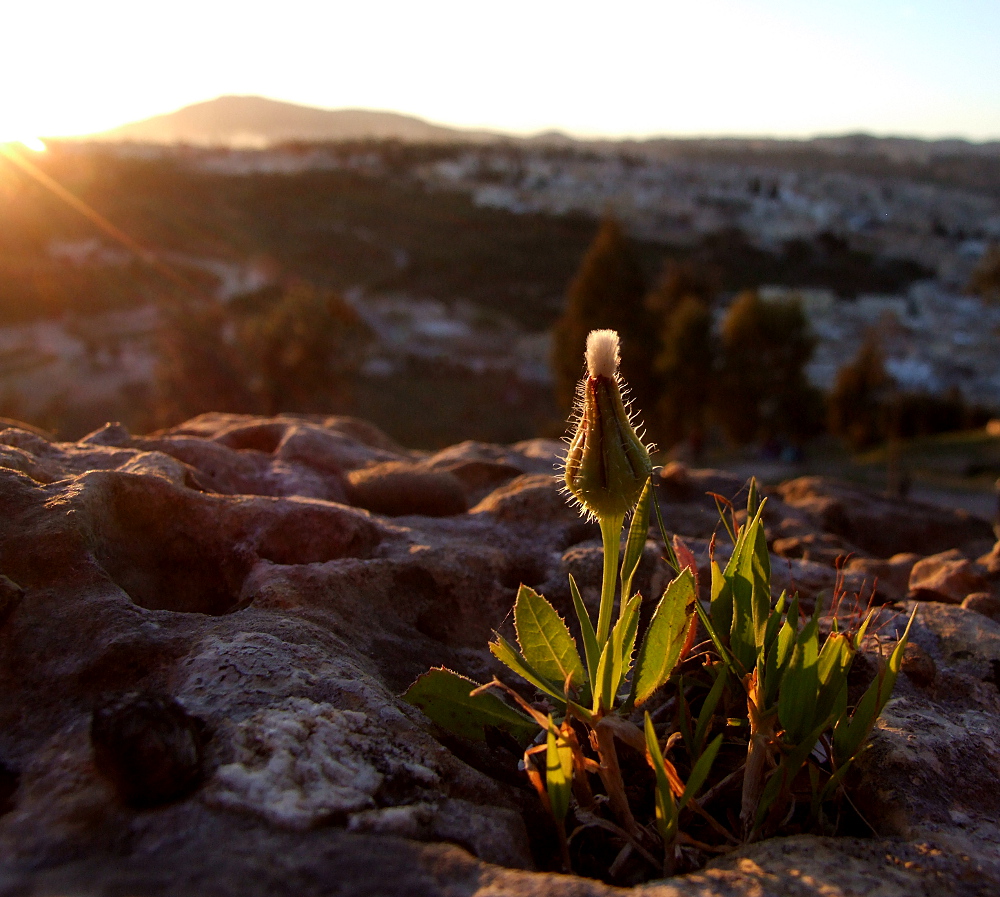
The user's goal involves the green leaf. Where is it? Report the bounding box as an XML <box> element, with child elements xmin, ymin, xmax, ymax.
<box><xmin>710</xmin><ymin>559</ymin><xmax>733</xmax><ymax>640</ymax></box>
<box><xmin>651</xmin><ymin>482</ymin><xmax>681</xmax><ymax>573</ymax></box>
<box><xmin>777</xmin><ymin>620</ymin><xmax>820</xmax><ymax>745</ymax></box>
<box><xmin>621</xmin><ymin>477</ymin><xmax>652</xmax><ymax>603</ymax></box>
<box><xmin>755</xmin><ymin>712</ymin><xmax>831</xmax><ymax>829</ymax></box>
<box><xmin>726</xmin><ymin>504</ymin><xmax>769</xmax><ymax>674</ymax></box>
<box><xmin>546</xmin><ymin>724</ymin><xmax>574</xmax><ymax>824</ymax></box>
<box><xmin>813</xmin><ymin>632</ymin><xmax>854</xmax><ymax>727</ymax></box>
<box><xmin>632</xmin><ymin>568</ymin><xmax>697</xmax><ymax>706</ymax></box>
<box><xmin>569</xmin><ymin>573</ymin><xmax>599</xmax><ymax>693</ymax></box>
<box><xmin>853</xmin><ymin>607</ymin><xmax>877</xmax><ymax>650</ymax></box>
<box><xmin>644</xmin><ymin>712</ymin><xmax>678</xmax><ymax>843</ymax></box>
<box><xmin>833</xmin><ymin>606</ymin><xmax>917</xmax><ymax>765</ymax></box>
<box><xmin>820</xmin><ymin>756</ymin><xmax>854</xmax><ymax>804</ymax></box>
<box><xmin>763</xmin><ymin>617</ymin><xmax>793</xmax><ymax>709</ymax></box>
<box><xmin>403</xmin><ymin>668</ymin><xmax>538</xmax><ymax>745</ymax></box>
<box><xmin>514</xmin><ymin>585</ymin><xmax>585</xmax><ymax>692</ymax></box>
<box><xmin>679</xmin><ymin>734</ymin><xmax>723</xmax><ymax>811</ymax></box>
<box><xmin>694</xmin><ymin>597</ymin><xmax>740</xmax><ymax>680</ymax></box>
<box><xmin>694</xmin><ymin>664</ymin><xmax>728</xmax><ymax>754</ymax></box>
<box><xmin>594</xmin><ymin>638</ymin><xmax>615</xmax><ymax>713</ymax></box>
<box><xmin>610</xmin><ymin>594</ymin><xmax>642</xmax><ymax>702</ymax></box>
<box><xmin>762</xmin><ymin>591</ymin><xmax>786</xmax><ymax>656</ymax></box>
<box><xmin>762</xmin><ymin>593</ymin><xmax>800</xmax><ymax>710</ymax></box>
<box><xmin>490</xmin><ymin>635</ymin><xmax>565</xmax><ymax>704</ymax></box>
<box><xmin>749</xmin><ymin>509</ymin><xmax>771</xmax><ymax>649</ymax></box>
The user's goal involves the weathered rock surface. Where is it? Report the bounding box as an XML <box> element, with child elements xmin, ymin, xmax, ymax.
<box><xmin>844</xmin><ymin>553</ymin><xmax>920</xmax><ymax>603</ymax></box>
<box><xmin>777</xmin><ymin>475</ymin><xmax>994</xmax><ymax>558</ymax></box>
<box><xmin>909</xmin><ymin>549</ymin><xmax>991</xmax><ymax>604</ymax></box>
<box><xmin>0</xmin><ymin>414</ymin><xmax>999</xmax><ymax>896</ymax></box>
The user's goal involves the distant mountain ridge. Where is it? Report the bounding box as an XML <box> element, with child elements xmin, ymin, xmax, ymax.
<box><xmin>94</xmin><ymin>95</ymin><xmax>1000</xmax><ymax>161</ymax></box>
<box><xmin>97</xmin><ymin>95</ymin><xmax>498</xmax><ymax>147</ymax></box>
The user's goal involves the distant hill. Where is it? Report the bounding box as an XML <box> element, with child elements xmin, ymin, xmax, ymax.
<box><xmin>96</xmin><ymin>95</ymin><xmax>496</xmax><ymax>147</ymax></box>
<box><xmin>93</xmin><ymin>95</ymin><xmax>1000</xmax><ymax>163</ymax></box>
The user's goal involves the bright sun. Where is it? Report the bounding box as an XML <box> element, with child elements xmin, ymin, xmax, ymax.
<box><xmin>0</xmin><ymin>136</ymin><xmax>46</xmax><ymax>153</ymax></box>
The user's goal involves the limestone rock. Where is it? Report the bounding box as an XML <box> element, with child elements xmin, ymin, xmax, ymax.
<box><xmin>909</xmin><ymin>550</ymin><xmax>991</xmax><ymax>604</ymax></box>
<box><xmin>900</xmin><ymin>642</ymin><xmax>937</xmax><ymax>687</ymax></box>
<box><xmin>977</xmin><ymin>541</ymin><xmax>1000</xmax><ymax>578</ymax></box>
<box><xmin>346</xmin><ymin>462</ymin><xmax>468</xmax><ymax>517</ymax></box>
<box><xmin>963</xmin><ymin>592</ymin><xmax>1000</xmax><ymax>621</ymax></box>
<box><xmin>771</xmin><ymin>531</ymin><xmax>862</xmax><ymax>566</ymax></box>
<box><xmin>1</xmin><ymin>414</ymin><xmax>1000</xmax><ymax>895</ymax></box>
<box><xmin>845</xmin><ymin>553</ymin><xmax>920</xmax><ymax>603</ymax></box>
<box><xmin>778</xmin><ymin>476</ymin><xmax>994</xmax><ymax>557</ymax></box>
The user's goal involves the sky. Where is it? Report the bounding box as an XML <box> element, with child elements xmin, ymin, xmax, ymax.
<box><xmin>2</xmin><ymin>0</ymin><xmax>999</xmax><ymax>143</ymax></box>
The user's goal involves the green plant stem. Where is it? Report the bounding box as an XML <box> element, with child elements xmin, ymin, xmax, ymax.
<box><xmin>596</xmin><ymin>513</ymin><xmax>625</xmax><ymax>647</ymax></box>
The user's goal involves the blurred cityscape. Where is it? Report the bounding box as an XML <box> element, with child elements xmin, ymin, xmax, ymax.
<box><xmin>2</xmin><ymin>107</ymin><xmax>1000</xmax><ymax>501</ymax></box>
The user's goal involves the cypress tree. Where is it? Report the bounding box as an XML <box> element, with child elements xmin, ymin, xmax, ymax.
<box><xmin>647</xmin><ymin>260</ymin><xmax>718</xmax><ymax>450</ymax></box>
<box><xmin>968</xmin><ymin>244</ymin><xmax>1000</xmax><ymax>304</ymax></box>
<box><xmin>828</xmin><ymin>334</ymin><xmax>893</xmax><ymax>450</ymax></box>
<box><xmin>715</xmin><ymin>291</ymin><xmax>821</xmax><ymax>444</ymax></box>
<box><xmin>551</xmin><ymin>218</ymin><xmax>656</xmax><ymax>416</ymax></box>
<box><xmin>655</xmin><ymin>295</ymin><xmax>715</xmax><ymax>452</ymax></box>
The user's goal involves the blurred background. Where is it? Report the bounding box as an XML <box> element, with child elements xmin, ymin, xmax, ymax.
<box><xmin>2</xmin><ymin>1</ymin><xmax>1000</xmax><ymax>513</ymax></box>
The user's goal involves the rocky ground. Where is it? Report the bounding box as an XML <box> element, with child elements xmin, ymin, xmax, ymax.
<box><xmin>1</xmin><ymin>413</ymin><xmax>1000</xmax><ymax>896</ymax></box>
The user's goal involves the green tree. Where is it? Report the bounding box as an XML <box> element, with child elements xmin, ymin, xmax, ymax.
<box><xmin>156</xmin><ymin>281</ymin><xmax>372</xmax><ymax>424</ymax></box>
<box><xmin>655</xmin><ymin>296</ymin><xmax>715</xmax><ymax>452</ymax></box>
<box><xmin>715</xmin><ymin>291</ymin><xmax>821</xmax><ymax>444</ymax></box>
<box><xmin>828</xmin><ymin>334</ymin><xmax>893</xmax><ymax>451</ymax></box>
<box><xmin>551</xmin><ymin>218</ymin><xmax>656</xmax><ymax>414</ymax></box>
<box><xmin>646</xmin><ymin>259</ymin><xmax>717</xmax><ymax>321</ymax></box>
<box><xmin>241</xmin><ymin>280</ymin><xmax>372</xmax><ymax>414</ymax></box>
<box><xmin>968</xmin><ymin>244</ymin><xmax>1000</xmax><ymax>304</ymax></box>
<box><xmin>156</xmin><ymin>300</ymin><xmax>257</xmax><ymax>424</ymax></box>
<box><xmin>647</xmin><ymin>259</ymin><xmax>718</xmax><ymax>451</ymax></box>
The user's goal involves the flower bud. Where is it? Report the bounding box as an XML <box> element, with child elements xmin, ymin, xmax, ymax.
<box><xmin>564</xmin><ymin>330</ymin><xmax>652</xmax><ymax>520</ymax></box>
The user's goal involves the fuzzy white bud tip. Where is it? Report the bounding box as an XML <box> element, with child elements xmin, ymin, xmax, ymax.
<box><xmin>586</xmin><ymin>329</ymin><xmax>620</xmax><ymax>379</ymax></box>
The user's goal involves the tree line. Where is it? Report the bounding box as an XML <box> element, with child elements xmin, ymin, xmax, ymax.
<box><xmin>552</xmin><ymin>218</ymin><xmax>992</xmax><ymax>458</ymax></box>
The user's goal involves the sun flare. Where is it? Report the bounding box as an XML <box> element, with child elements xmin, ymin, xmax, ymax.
<box><xmin>0</xmin><ymin>136</ymin><xmax>46</xmax><ymax>153</ymax></box>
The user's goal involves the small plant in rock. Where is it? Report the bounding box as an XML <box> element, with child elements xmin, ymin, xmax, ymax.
<box><xmin>404</xmin><ymin>330</ymin><xmax>915</xmax><ymax>880</ymax></box>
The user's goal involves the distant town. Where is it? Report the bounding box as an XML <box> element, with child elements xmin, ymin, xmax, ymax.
<box><xmin>2</xmin><ymin>117</ymin><xmax>999</xmax><ymax>441</ymax></box>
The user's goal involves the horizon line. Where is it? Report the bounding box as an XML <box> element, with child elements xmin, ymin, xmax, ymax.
<box><xmin>43</xmin><ymin>93</ymin><xmax>1000</xmax><ymax>147</ymax></box>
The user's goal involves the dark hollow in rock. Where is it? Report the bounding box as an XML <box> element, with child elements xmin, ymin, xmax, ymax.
<box><xmin>346</xmin><ymin>463</ymin><xmax>468</xmax><ymax>517</ymax></box>
<box><xmin>0</xmin><ymin>760</ymin><xmax>18</xmax><ymax>816</ymax></box>
<box><xmin>497</xmin><ymin>555</ymin><xmax>549</xmax><ymax>591</ymax></box>
<box><xmin>85</xmin><ymin>474</ymin><xmax>256</xmax><ymax>615</ymax></box>
<box><xmin>900</xmin><ymin>642</ymin><xmax>937</xmax><ymax>687</ymax></box>
<box><xmin>91</xmin><ymin>692</ymin><xmax>206</xmax><ymax>808</ymax></box>
<box><xmin>985</xmin><ymin>659</ymin><xmax>1000</xmax><ymax>691</ymax></box>
<box><xmin>0</xmin><ymin>574</ymin><xmax>24</xmax><ymax>626</ymax></box>
<box><xmin>81</xmin><ymin>469</ymin><xmax>383</xmax><ymax>614</ymax></box>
